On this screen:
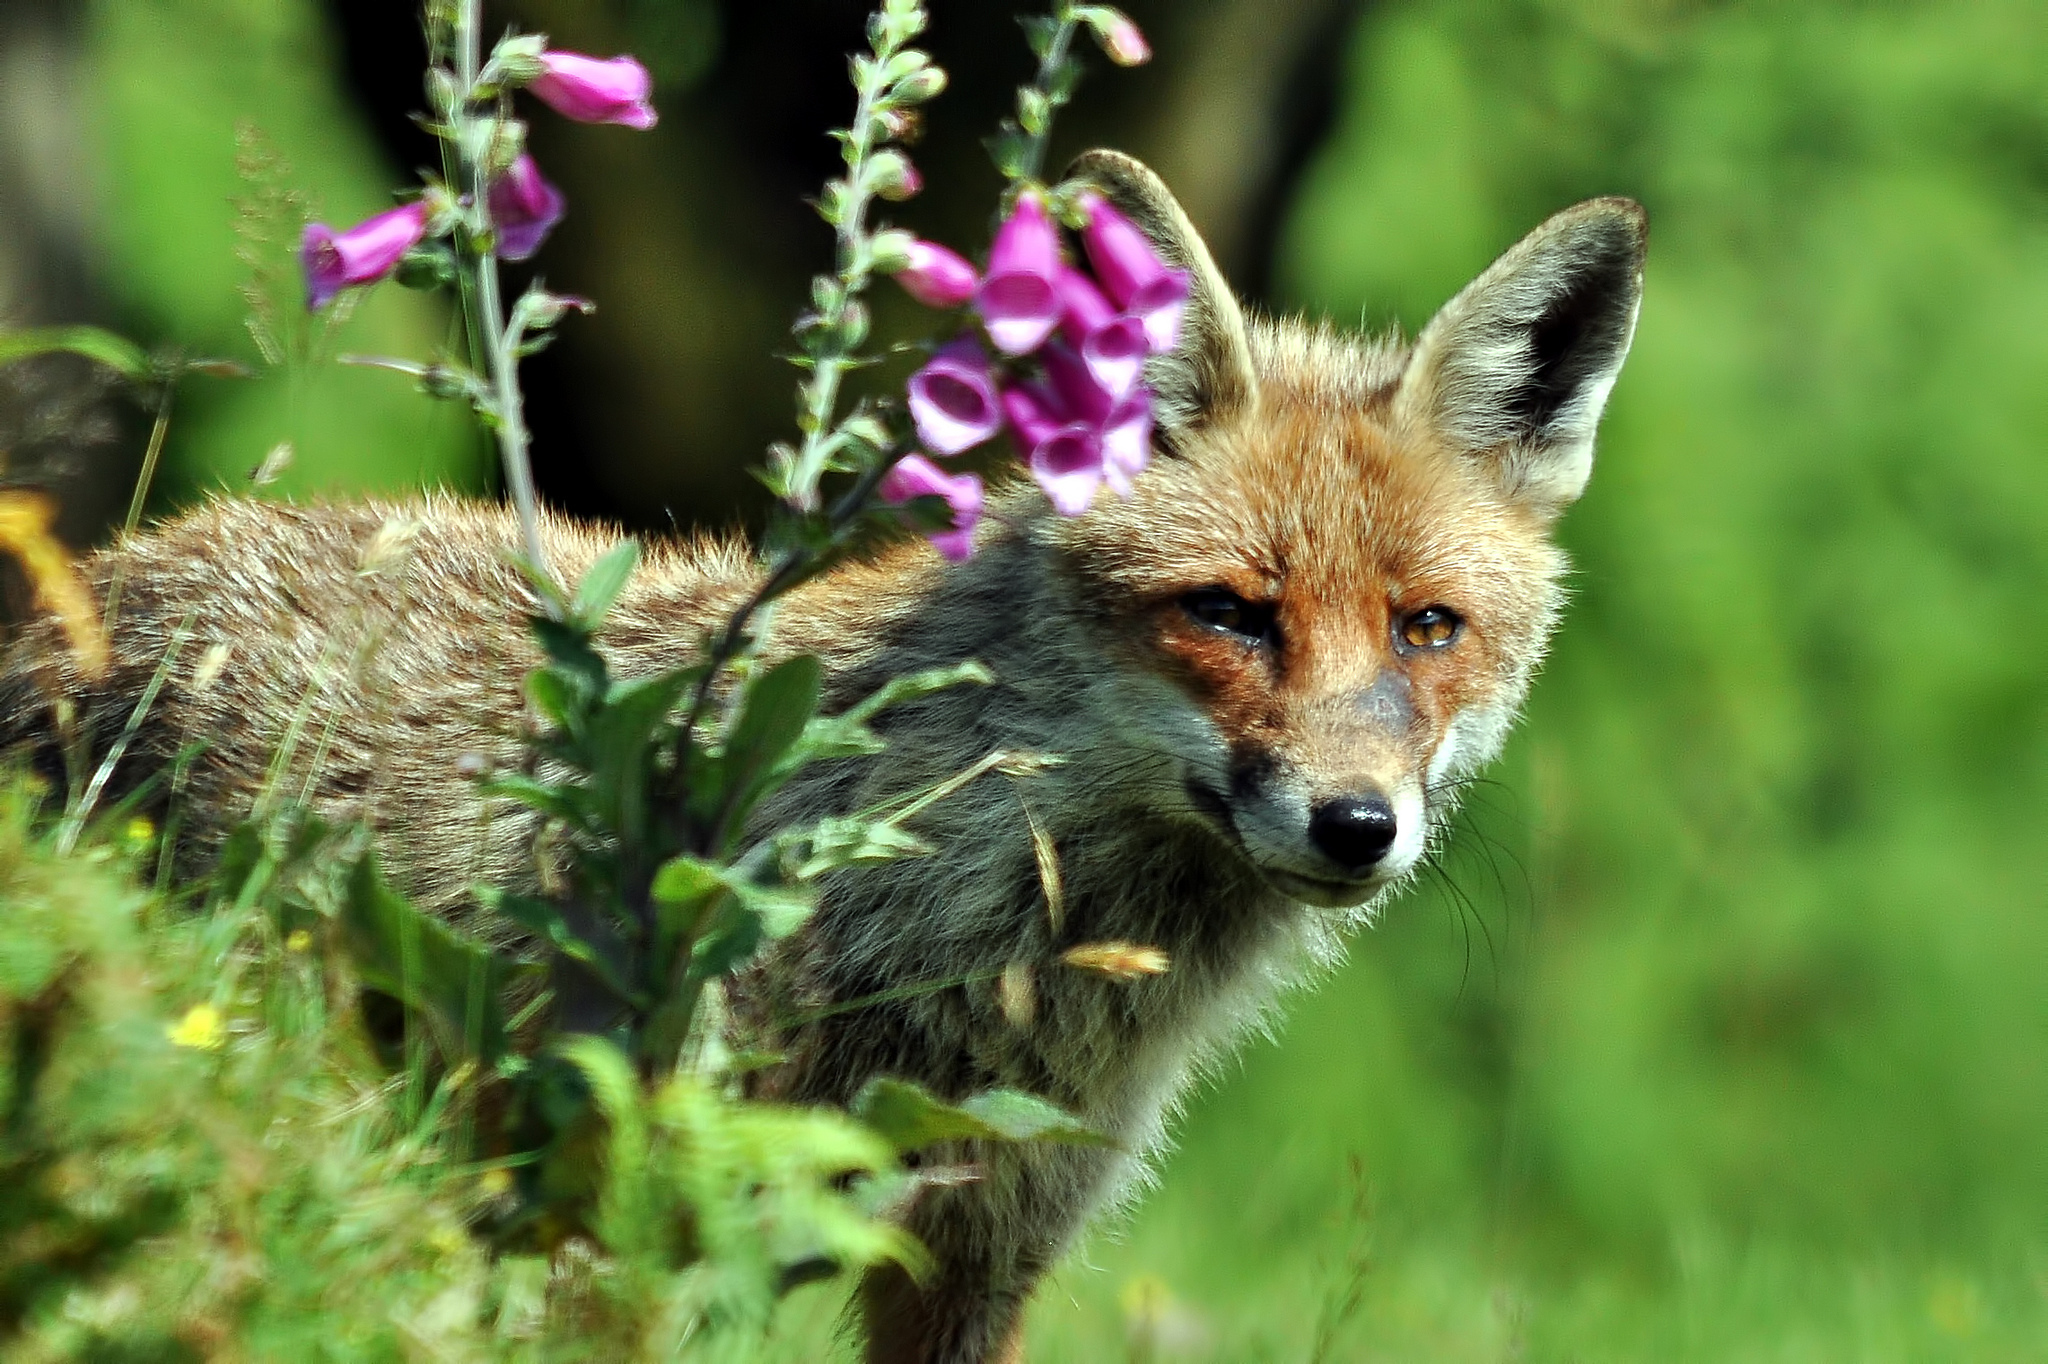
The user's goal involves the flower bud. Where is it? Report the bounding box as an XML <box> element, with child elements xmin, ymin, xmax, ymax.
<box><xmin>867</xmin><ymin>149</ymin><xmax>921</xmax><ymax>202</ymax></box>
<box><xmin>886</xmin><ymin>238</ymin><xmax>979</xmax><ymax>308</ymax></box>
<box><xmin>302</xmin><ymin>201</ymin><xmax>434</xmax><ymax>310</ymax></box>
<box><xmin>890</xmin><ymin>65</ymin><xmax>948</xmax><ymax>105</ymax></box>
<box><xmin>528</xmin><ymin>50</ymin><xmax>658</xmax><ymax>130</ymax></box>
<box><xmin>1078</xmin><ymin>7</ymin><xmax>1151</xmax><ymax>66</ymax></box>
<box><xmin>490</xmin><ymin>33</ymin><xmax>549</xmax><ymax>85</ymax></box>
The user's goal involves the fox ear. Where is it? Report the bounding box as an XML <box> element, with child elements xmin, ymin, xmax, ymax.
<box><xmin>1065</xmin><ymin>149</ymin><xmax>1258</xmax><ymax>447</ymax></box>
<box><xmin>1393</xmin><ymin>197</ymin><xmax>1647</xmax><ymax>514</ymax></box>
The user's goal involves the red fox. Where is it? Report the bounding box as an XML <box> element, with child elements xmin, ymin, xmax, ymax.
<box><xmin>0</xmin><ymin>152</ymin><xmax>1644</xmax><ymax>1362</ymax></box>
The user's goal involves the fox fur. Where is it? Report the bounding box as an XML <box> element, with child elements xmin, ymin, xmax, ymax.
<box><xmin>0</xmin><ymin>151</ymin><xmax>1645</xmax><ymax>1363</ymax></box>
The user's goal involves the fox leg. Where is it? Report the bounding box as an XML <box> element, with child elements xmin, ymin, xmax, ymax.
<box><xmin>860</xmin><ymin>1257</ymin><xmax>1039</xmax><ymax>1364</ymax></box>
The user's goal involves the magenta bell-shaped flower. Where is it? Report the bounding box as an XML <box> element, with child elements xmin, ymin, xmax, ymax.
<box><xmin>977</xmin><ymin>192</ymin><xmax>1065</xmax><ymax>356</ymax></box>
<box><xmin>1079</xmin><ymin>192</ymin><xmax>1191</xmax><ymax>353</ymax></box>
<box><xmin>1099</xmin><ymin>393</ymin><xmax>1154</xmax><ymax>497</ymax></box>
<box><xmin>907</xmin><ymin>338</ymin><xmax>1003</xmax><ymax>456</ymax></box>
<box><xmin>1054</xmin><ymin>266</ymin><xmax>1149</xmax><ymax>401</ymax></box>
<box><xmin>881</xmin><ymin>453</ymin><xmax>985</xmax><ymax>561</ymax></box>
<box><xmin>302</xmin><ymin>200</ymin><xmax>432</xmax><ymax>310</ymax></box>
<box><xmin>530</xmin><ymin>51</ymin><xmax>659</xmax><ymax>130</ymax></box>
<box><xmin>488</xmin><ymin>154</ymin><xmax>566</xmax><ymax>262</ymax></box>
<box><xmin>1002</xmin><ymin>371</ymin><xmax>1116</xmax><ymax>516</ymax></box>
<box><xmin>892</xmin><ymin>239</ymin><xmax>980</xmax><ymax>309</ymax></box>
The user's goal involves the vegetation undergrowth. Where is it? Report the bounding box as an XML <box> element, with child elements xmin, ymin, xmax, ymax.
<box><xmin>0</xmin><ymin>0</ymin><xmax>1174</xmax><ymax>1357</ymax></box>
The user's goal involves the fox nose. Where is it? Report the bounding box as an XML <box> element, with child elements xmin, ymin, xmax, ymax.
<box><xmin>1308</xmin><ymin>795</ymin><xmax>1398</xmax><ymax>874</ymax></box>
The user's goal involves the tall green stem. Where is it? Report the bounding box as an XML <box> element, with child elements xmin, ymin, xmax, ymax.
<box><xmin>453</xmin><ymin>0</ymin><xmax>555</xmax><ymax>606</ymax></box>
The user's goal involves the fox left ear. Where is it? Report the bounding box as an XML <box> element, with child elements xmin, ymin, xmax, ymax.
<box><xmin>1065</xmin><ymin>150</ymin><xmax>1258</xmax><ymax>449</ymax></box>
<box><xmin>1393</xmin><ymin>197</ymin><xmax>1647</xmax><ymax>514</ymax></box>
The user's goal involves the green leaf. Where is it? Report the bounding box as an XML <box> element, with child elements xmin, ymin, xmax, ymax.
<box><xmin>524</xmin><ymin>668</ymin><xmax>580</xmax><ymax>733</ymax></box>
<box><xmin>478</xmin><ymin>888</ymin><xmax>641</xmax><ymax>1008</ymax></box>
<box><xmin>733</xmin><ymin>878</ymin><xmax>817</xmax><ymax>939</ymax></box>
<box><xmin>792</xmin><ymin>815</ymin><xmax>931</xmax><ymax>882</ymax></box>
<box><xmin>0</xmin><ymin>326</ymin><xmax>152</xmax><ymax>380</ymax></box>
<box><xmin>571</xmin><ymin>539</ymin><xmax>640</xmax><ymax>629</ymax></box>
<box><xmin>984</xmin><ymin>123</ymin><xmax>1031</xmax><ymax>180</ymax></box>
<box><xmin>341</xmin><ymin>854</ymin><xmax>506</xmax><ymax>1062</ymax></box>
<box><xmin>588</xmin><ymin>666</ymin><xmax>696</xmax><ymax>838</ymax></box>
<box><xmin>477</xmin><ymin>773</ymin><xmax>590</xmax><ymax>829</ymax></box>
<box><xmin>715</xmin><ymin>655</ymin><xmax>825</xmax><ymax>843</ymax></box>
<box><xmin>650</xmin><ymin>854</ymin><xmax>725</xmax><ymax>906</ymax></box>
<box><xmin>803</xmin><ymin>660</ymin><xmax>992</xmax><ymax>763</ymax></box>
<box><xmin>852</xmin><ymin>1077</ymin><xmax>1111</xmax><ymax>1153</ymax></box>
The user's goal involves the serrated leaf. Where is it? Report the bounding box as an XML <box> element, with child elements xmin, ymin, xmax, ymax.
<box><xmin>571</xmin><ymin>539</ymin><xmax>640</xmax><ymax>628</ymax></box>
<box><xmin>852</xmin><ymin>1077</ymin><xmax>1111</xmax><ymax>1153</ymax></box>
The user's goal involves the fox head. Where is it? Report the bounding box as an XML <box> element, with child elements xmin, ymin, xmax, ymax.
<box><xmin>1040</xmin><ymin>151</ymin><xmax>1646</xmax><ymax>909</ymax></box>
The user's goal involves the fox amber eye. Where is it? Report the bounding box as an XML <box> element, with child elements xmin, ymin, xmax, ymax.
<box><xmin>1181</xmin><ymin>587</ymin><xmax>1277</xmax><ymax>645</ymax></box>
<box><xmin>1400</xmin><ymin>606</ymin><xmax>1461</xmax><ymax>650</ymax></box>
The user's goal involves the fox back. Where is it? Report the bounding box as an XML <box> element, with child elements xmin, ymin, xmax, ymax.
<box><xmin>0</xmin><ymin>152</ymin><xmax>1644</xmax><ymax>1364</ymax></box>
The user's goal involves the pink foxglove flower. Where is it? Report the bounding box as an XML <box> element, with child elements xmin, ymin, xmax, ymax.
<box><xmin>881</xmin><ymin>453</ymin><xmax>984</xmax><ymax>561</ymax></box>
<box><xmin>530</xmin><ymin>51</ymin><xmax>658</xmax><ymax>130</ymax></box>
<box><xmin>488</xmin><ymin>154</ymin><xmax>566</xmax><ymax>261</ymax></box>
<box><xmin>1001</xmin><ymin>381</ymin><xmax>1067</xmax><ymax>453</ymax></box>
<box><xmin>1079</xmin><ymin>192</ymin><xmax>1192</xmax><ymax>353</ymax></box>
<box><xmin>907</xmin><ymin>338</ymin><xmax>1003</xmax><ymax>456</ymax></box>
<box><xmin>1054</xmin><ymin>266</ymin><xmax>1149</xmax><ymax>400</ymax></box>
<box><xmin>891</xmin><ymin>240</ymin><xmax>979</xmax><ymax>308</ymax></box>
<box><xmin>1002</xmin><ymin>375</ymin><xmax>1118</xmax><ymax>515</ymax></box>
<box><xmin>1099</xmin><ymin>393</ymin><xmax>1154</xmax><ymax>497</ymax></box>
<box><xmin>302</xmin><ymin>201</ymin><xmax>432</xmax><ymax>310</ymax></box>
<box><xmin>977</xmin><ymin>192</ymin><xmax>1065</xmax><ymax>355</ymax></box>
<box><xmin>1029</xmin><ymin>426</ymin><xmax>1106</xmax><ymax>516</ymax></box>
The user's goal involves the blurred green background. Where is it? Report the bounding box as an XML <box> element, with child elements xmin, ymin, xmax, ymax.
<box><xmin>5</xmin><ymin>0</ymin><xmax>2048</xmax><ymax>1357</ymax></box>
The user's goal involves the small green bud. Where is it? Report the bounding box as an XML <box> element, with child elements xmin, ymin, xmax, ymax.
<box><xmin>866</xmin><ymin>149</ymin><xmax>921</xmax><ymax>201</ymax></box>
<box><xmin>1018</xmin><ymin>87</ymin><xmax>1050</xmax><ymax>137</ymax></box>
<box><xmin>881</xmin><ymin>50</ymin><xmax>928</xmax><ymax>85</ymax></box>
<box><xmin>484</xmin><ymin>118</ymin><xmax>528</xmax><ymax>177</ymax></box>
<box><xmin>891</xmin><ymin>65</ymin><xmax>947</xmax><ymax>104</ymax></box>
<box><xmin>489</xmin><ymin>33</ymin><xmax>549</xmax><ymax>85</ymax></box>
<box><xmin>868</xmin><ymin>228</ymin><xmax>916</xmax><ymax>275</ymax></box>
<box><xmin>394</xmin><ymin>242</ymin><xmax>458</xmax><ymax>291</ymax></box>
<box><xmin>427</xmin><ymin>67</ymin><xmax>463</xmax><ymax>117</ymax></box>
<box><xmin>840</xmin><ymin>299</ymin><xmax>870</xmax><ymax>348</ymax></box>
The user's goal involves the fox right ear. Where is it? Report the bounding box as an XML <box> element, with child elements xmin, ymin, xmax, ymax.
<box><xmin>1065</xmin><ymin>150</ymin><xmax>1258</xmax><ymax>448</ymax></box>
<box><xmin>1393</xmin><ymin>197</ymin><xmax>1647</xmax><ymax>515</ymax></box>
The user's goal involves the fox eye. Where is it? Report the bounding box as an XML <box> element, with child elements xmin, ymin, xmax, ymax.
<box><xmin>1182</xmin><ymin>588</ymin><xmax>1277</xmax><ymax>646</ymax></box>
<box><xmin>1399</xmin><ymin>606</ymin><xmax>1462</xmax><ymax>650</ymax></box>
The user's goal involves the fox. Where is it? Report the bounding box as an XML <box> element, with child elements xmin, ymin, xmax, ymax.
<box><xmin>0</xmin><ymin>150</ymin><xmax>1644</xmax><ymax>1363</ymax></box>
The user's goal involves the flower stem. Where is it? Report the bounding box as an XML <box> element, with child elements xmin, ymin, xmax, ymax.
<box><xmin>1016</xmin><ymin>9</ymin><xmax>1080</xmax><ymax>183</ymax></box>
<box><xmin>452</xmin><ymin>0</ymin><xmax>556</xmax><ymax>608</ymax></box>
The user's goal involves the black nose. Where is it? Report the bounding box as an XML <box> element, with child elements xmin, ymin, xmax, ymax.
<box><xmin>1308</xmin><ymin>795</ymin><xmax>1398</xmax><ymax>873</ymax></box>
